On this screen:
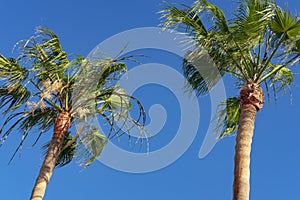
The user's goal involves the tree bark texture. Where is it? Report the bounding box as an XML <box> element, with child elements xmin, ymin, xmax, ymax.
<box><xmin>30</xmin><ymin>111</ymin><xmax>71</xmax><ymax>200</ymax></box>
<box><xmin>233</xmin><ymin>84</ymin><xmax>264</xmax><ymax>200</ymax></box>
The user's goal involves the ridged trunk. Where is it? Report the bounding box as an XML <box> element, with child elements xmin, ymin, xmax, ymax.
<box><xmin>233</xmin><ymin>104</ymin><xmax>257</xmax><ymax>200</ymax></box>
<box><xmin>233</xmin><ymin>84</ymin><xmax>264</xmax><ymax>200</ymax></box>
<box><xmin>30</xmin><ymin>112</ymin><xmax>71</xmax><ymax>200</ymax></box>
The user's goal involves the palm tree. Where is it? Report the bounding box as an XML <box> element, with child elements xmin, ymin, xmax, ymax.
<box><xmin>160</xmin><ymin>0</ymin><xmax>300</xmax><ymax>199</ymax></box>
<box><xmin>0</xmin><ymin>28</ymin><xmax>146</xmax><ymax>200</ymax></box>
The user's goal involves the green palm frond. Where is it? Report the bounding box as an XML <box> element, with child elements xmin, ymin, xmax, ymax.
<box><xmin>160</xmin><ymin>2</ymin><xmax>208</xmax><ymax>36</ymax></box>
<box><xmin>232</xmin><ymin>0</ymin><xmax>273</xmax><ymax>44</ymax></box>
<box><xmin>0</xmin><ymin>108</ymin><xmax>57</xmax><ymax>163</ymax></box>
<box><xmin>270</xmin><ymin>5</ymin><xmax>300</xmax><ymax>40</ymax></box>
<box><xmin>264</xmin><ymin>5</ymin><xmax>300</xmax><ymax>71</ymax></box>
<box><xmin>182</xmin><ymin>52</ymin><xmax>225</xmax><ymax>96</ymax></box>
<box><xmin>70</xmin><ymin>56</ymin><xmax>147</xmax><ymax>167</ymax></box>
<box><xmin>71</xmin><ymin>57</ymin><xmax>127</xmax><ymax>107</ymax></box>
<box><xmin>193</xmin><ymin>0</ymin><xmax>229</xmax><ymax>33</ymax></box>
<box><xmin>269</xmin><ymin>64</ymin><xmax>294</xmax><ymax>93</ymax></box>
<box><xmin>100</xmin><ymin>87</ymin><xmax>131</xmax><ymax>111</ymax></box>
<box><xmin>161</xmin><ymin>0</ymin><xmax>299</xmax><ymax>86</ymax></box>
<box><xmin>289</xmin><ymin>38</ymin><xmax>300</xmax><ymax>56</ymax></box>
<box><xmin>160</xmin><ymin>1</ymin><xmax>251</xmax><ymax>86</ymax></box>
<box><xmin>216</xmin><ymin>97</ymin><xmax>240</xmax><ymax>139</ymax></box>
<box><xmin>0</xmin><ymin>84</ymin><xmax>31</xmax><ymax>113</ymax></box>
<box><xmin>0</xmin><ymin>55</ymin><xmax>27</xmax><ymax>83</ymax></box>
<box><xmin>95</xmin><ymin>86</ymin><xmax>146</xmax><ymax>139</ymax></box>
<box><xmin>76</xmin><ymin>126</ymin><xmax>108</xmax><ymax>168</ymax></box>
<box><xmin>19</xmin><ymin>108</ymin><xmax>57</xmax><ymax>144</ymax></box>
<box><xmin>0</xmin><ymin>55</ymin><xmax>30</xmax><ymax>112</ymax></box>
<box><xmin>18</xmin><ymin>27</ymin><xmax>70</xmax><ymax>84</ymax></box>
<box><xmin>97</xmin><ymin>62</ymin><xmax>127</xmax><ymax>89</ymax></box>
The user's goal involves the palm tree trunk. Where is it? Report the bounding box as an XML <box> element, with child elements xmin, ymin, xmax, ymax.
<box><xmin>233</xmin><ymin>104</ymin><xmax>257</xmax><ymax>200</ymax></box>
<box><xmin>30</xmin><ymin>112</ymin><xmax>71</xmax><ymax>200</ymax></box>
<box><xmin>233</xmin><ymin>84</ymin><xmax>264</xmax><ymax>200</ymax></box>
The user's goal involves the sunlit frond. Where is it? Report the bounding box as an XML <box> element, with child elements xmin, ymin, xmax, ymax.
<box><xmin>0</xmin><ymin>55</ymin><xmax>30</xmax><ymax>112</ymax></box>
<box><xmin>193</xmin><ymin>0</ymin><xmax>229</xmax><ymax>32</ymax></box>
<box><xmin>0</xmin><ymin>84</ymin><xmax>31</xmax><ymax>113</ymax></box>
<box><xmin>270</xmin><ymin>5</ymin><xmax>300</xmax><ymax>40</ymax></box>
<box><xmin>18</xmin><ymin>27</ymin><xmax>70</xmax><ymax>84</ymax></box>
<box><xmin>232</xmin><ymin>0</ymin><xmax>273</xmax><ymax>45</ymax></box>
<box><xmin>160</xmin><ymin>2</ymin><xmax>208</xmax><ymax>36</ymax></box>
<box><xmin>0</xmin><ymin>55</ymin><xmax>27</xmax><ymax>83</ymax></box>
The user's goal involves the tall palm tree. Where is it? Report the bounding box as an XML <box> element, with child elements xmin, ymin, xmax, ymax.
<box><xmin>160</xmin><ymin>0</ymin><xmax>300</xmax><ymax>199</ymax></box>
<box><xmin>0</xmin><ymin>28</ymin><xmax>146</xmax><ymax>200</ymax></box>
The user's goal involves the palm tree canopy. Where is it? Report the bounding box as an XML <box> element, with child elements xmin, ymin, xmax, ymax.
<box><xmin>160</xmin><ymin>0</ymin><xmax>300</xmax><ymax>137</ymax></box>
<box><xmin>0</xmin><ymin>27</ymin><xmax>146</xmax><ymax>167</ymax></box>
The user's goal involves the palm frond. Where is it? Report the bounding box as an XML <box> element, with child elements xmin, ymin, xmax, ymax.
<box><xmin>182</xmin><ymin>52</ymin><xmax>225</xmax><ymax>96</ymax></box>
<box><xmin>0</xmin><ymin>55</ymin><xmax>30</xmax><ymax>112</ymax></box>
<box><xmin>76</xmin><ymin>126</ymin><xmax>108</xmax><ymax>168</ymax></box>
<box><xmin>269</xmin><ymin>64</ymin><xmax>294</xmax><ymax>93</ymax></box>
<box><xmin>270</xmin><ymin>5</ymin><xmax>300</xmax><ymax>40</ymax></box>
<box><xmin>160</xmin><ymin>1</ymin><xmax>254</xmax><ymax>86</ymax></box>
<box><xmin>194</xmin><ymin>0</ymin><xmax>229</xmax><ymax>33</ymax></box>
<box><xmin>19</xmin><ymin>108</ymin><xmax>57</xmax><ymax>142</ymax></box>
<box><xmin>0</xmin><ymin>112</ymin><xmax>26</xmax><ymax>146</ymax></box>
<box><xmin>216</xmin><ymin>97</ymin><xmax>240</xmax><ymax>139</ymax></box>
<box><xmin>0</xmin><ymin>108</ymin><xmax>58</xmax><ymax>163</ymax></box>
<box><xmin>0</xmin><ymin>84</ymin><xmax>31</xmax><ymax>113</ymax></box>
<box><xmin>18</xmin><ymin>27</ymin><xmax>70</xmax><ymax>84</ymax></box>
<box><xmin>232</xmin><ymin>0</ymin><xmax>273</xmax><ymax>45</ymax></box>
<box><xmin>160</xmin><ymin>1</ymin><xmax>208</xmax><ymax>36</ymax></box>
<box><xmin>96</xmin><ymin>62</ymin><xmax>127</xmax><ymax>89</ymax></box>
<box><xmin>0</xmin><ymin>55</ymin><xmax>27</xmax><ymax>83</ymax></box>
<box><xmin>71</xmin><ymin>57</ymin><xmax>127</xmax><ymax>108</ymax></box>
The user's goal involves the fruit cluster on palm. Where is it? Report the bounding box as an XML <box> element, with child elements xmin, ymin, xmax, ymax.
<box><xmin>0</xmin><ymin>28</ymin><xmax>146</xmax><ymax>200</ymax></box>
<box><xmin>160</xmin><ymin>0</ymin><xmax>299</xmax><ymax>199</ymax></box>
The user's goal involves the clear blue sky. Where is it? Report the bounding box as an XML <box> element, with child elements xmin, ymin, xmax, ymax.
<box><xmin>0</xmin><ymin>0</ymin><xmax>300</xmax><ymax>199</ymax></box>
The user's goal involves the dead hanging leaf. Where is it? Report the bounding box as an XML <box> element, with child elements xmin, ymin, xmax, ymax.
<box><xmin>51</xmin><ymin>79</ymin><xmax>64</xmax><ymax>94</ymax></box>
<box><xmin>26</xmin><ymin>102</ymin><xmax>37</xmax><ymax>113</ymax></box>
<box><xmin>41</xmin><ymin>78</ymin><xmax>64</xmax><ymax>95</ymax></box>
<box><xmin>76</xmin><ymin>107</ymin><xmax>90</xmax><ymax>122</ymax></box>
<box><xmin>42</xmin><ymin>91</ymin><xmax>52</xmax><ymax>99</ymax></box>
<box><xmin>76</xmin><ymin>125</ymin><xmax>85</xmax><ymax>134</ymax></box>
<box><xmin>39</xmin><ymin>100</ymin><xmax>46</xmax><ymax>111</ymax></box>
<box><xmin>41</xmin><ymin>79</ymin><xmax>51</xmax><ymax>88</ymax></box>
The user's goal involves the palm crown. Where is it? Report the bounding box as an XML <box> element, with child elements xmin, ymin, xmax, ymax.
<box><xmin>0</xmin><ymin>27</ymin><xmax>146</xmax><ymax>167</ymax></box>
<box><xmin>161</xmin><ymin>0</ymin><xmax>300</xmax><ymax>138</ymax></box>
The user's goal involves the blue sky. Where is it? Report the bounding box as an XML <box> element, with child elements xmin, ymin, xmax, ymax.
<box><xmin>0</xmin><ymin>0</ymin><xmax>300</xmax><ymax>199</ymax></box>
